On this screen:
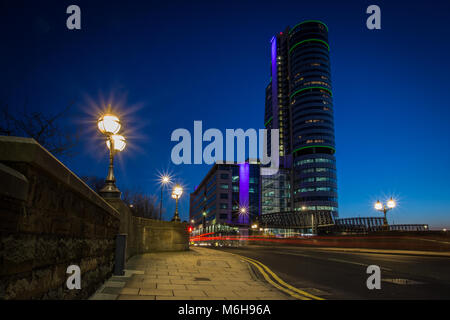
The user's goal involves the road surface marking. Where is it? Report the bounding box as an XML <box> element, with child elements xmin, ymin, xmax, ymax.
<box><xmin>241</xmin><ymin>255</ymin><xmax>325</xmax><ymax>300</ymax></box>
<box><xmin>234</xmin><ymin>254</ymin><xmax>324</xmax><ymax>300</ymax></box>
<box><xmin>278</xmin><ymin>250</ymin><xmax>393</xmax><ymax>271</ymax></box>
<box><xmin>239</xmin><ymin>256</ymin><xmax>311</xmax><ymax>300</ymax></box>
<box><xmin>382</xmin><ymin>278</ymin><xmax>425</xmax><ymax>285</ymax></box>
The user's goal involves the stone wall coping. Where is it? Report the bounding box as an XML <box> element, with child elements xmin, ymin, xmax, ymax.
<box><xmin>133</xmin><ymin>216</ymin><xmax>188</xmax><ymax>226</ymax></box>
<box><xmin>0</xmin><ymin>136</ymin><xmax>120</xmax><ymax>219</ymax></box>
<box><xmin>0</xmin><ymin>162</ymin><xmax>28</xmax><ymax>201</ymax></box>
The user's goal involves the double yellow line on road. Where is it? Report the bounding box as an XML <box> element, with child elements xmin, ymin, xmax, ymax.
<box><xmin>235</xmin><ymin>254</ymin><xmax>325</xmax><ymax>300</ymax></box>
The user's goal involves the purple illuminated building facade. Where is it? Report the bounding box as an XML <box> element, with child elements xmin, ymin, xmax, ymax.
<box><xmin>189</xmin><ymin>161</ymin><xmax>260</xmax><ymax>229</ymax></box>
<box><xmin>238</xmin><ymin>163</ymin><xmax>250</xmax><ymax>225</ymax></box>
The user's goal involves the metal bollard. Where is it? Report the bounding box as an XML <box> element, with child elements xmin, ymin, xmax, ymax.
<box><xmin>114</xmin><ymin>234</ymin><xmax>127</xmax><ymax>276</ymax></box>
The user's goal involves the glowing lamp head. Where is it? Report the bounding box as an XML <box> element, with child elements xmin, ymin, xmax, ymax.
<box><xmin>387</xmin><ymin>198</ymin><xmax>396</xmax><ymax>209</ymax></box>
<box><xmin>374</xmin><ymin>200</ymin><xmax>383</xmax><ymax>210</ymax></box>
<box><xmin>240</xmin><ymin>207</ymin><xmax>247</xmax><ymax>214</ymax></box>
<box><xmin>98</xmin><ymin>114</ymin><xmax>121</xmax><ymax>135</ymax></box>
<box><xmin>172</xmin><ymin>185</ymin><xmax>183</xmax><ymax>198</ymax></box>
<box><xmin>106</xmin><ymin>134</ymin><xmax>126</xmax><ymax>151</ymax></box>
<box><xmin>162</xmin><ymin>176</ymin><xmax>170</xmax><ymax>184</ymax></box>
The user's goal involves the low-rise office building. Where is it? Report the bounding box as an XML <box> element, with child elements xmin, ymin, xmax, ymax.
<box><xmin>189</xmin><ymin>161</ymin><xmax>260</xmax><ymax>230</ymax></box>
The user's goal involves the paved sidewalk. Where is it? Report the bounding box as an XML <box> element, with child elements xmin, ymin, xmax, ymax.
<box><xmin>90</xmin><ymin>247</ymin><xmax>288</xmax><ymax>300</ymax></box>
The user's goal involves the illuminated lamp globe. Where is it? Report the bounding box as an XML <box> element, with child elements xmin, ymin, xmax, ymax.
<box><xmin>387</xmin><ymin>198</ymin><xmax>396</xmax><ymax>209</ymax></box>
<box><xmin>172</xmin><ymin>185</ymin><xmax>183</xmax><ymax>198</ymax></box>
<box><xmin>106</xmin><ymin>134</ymin><xmax>126</xmax><ymax>151</ymax></box>
<box><xmin>98</xmin><ymin>114</ymin><xmax>121</xmax><ymax>135</ymax></box>
<box><xmin>162</xmin><ymin>176</ymin><xmax>170</xmax><ymax>184</ymax></box>
<box><xmin>374</xmin><ymin>200</ymin><xmax>383</xmax><ymax>210</ymax></box>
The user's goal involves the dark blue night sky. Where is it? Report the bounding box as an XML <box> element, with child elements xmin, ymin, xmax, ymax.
<box><xmin>1</xmin><ymin>0</ymin><xmax>450</xmax><ymax>228</ymax></box>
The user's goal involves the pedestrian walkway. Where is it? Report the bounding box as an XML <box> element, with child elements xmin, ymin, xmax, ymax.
<box><xmin>90</xmin><ymin>247</ymin><xmax>289</xmax><ymax>300</ymax></box>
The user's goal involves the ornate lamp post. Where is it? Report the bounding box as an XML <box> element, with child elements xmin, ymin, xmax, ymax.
<box><xmin>171</xmin><ymin>184</ymin><xmax>183</xmax><ymax>222</ymax></box>
<box><xmin>97</xmin><ymin>114</ymin><xmax>126</xmax><ymax>198</ymax></box>
<box><xmin>374</xmin><ymin>197</ymin><xmax>396</xmax><ymax>228</ymax></box>
<box><xmin>159</xmin><ymin>175</ymin><xmax>171</xmax><ymax>220</ymax></box>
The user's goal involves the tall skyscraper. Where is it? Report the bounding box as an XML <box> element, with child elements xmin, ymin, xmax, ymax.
<box><xmin>264</xmin><ymin>20</ymin><xmax>338</xmax><ymax>222</ymax></box>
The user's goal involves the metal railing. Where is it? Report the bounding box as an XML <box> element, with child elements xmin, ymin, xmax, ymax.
<box><xmin>260</xmin><ymin>211</ymin><xmax>335</xmax><ymax>229</ymax></box>
<box><xmin>335</xmin><ymin>217</ymin><xmax>429</xmax><ymax>232</ymax></box>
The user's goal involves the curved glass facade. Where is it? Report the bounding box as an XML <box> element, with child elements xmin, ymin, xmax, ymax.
<box><xmin>263</xmin><ymin>20</ymin><xmax>338</xmax><ymax>223</ymax></box>
<box><xmin>289</xmin><ymin>21</ymin><xmax>338</xmax><ymax>217</ymax></box>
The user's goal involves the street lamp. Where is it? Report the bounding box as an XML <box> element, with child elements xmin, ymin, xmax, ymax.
<box><xmin>202</xmin><ymin>211</ymin><xmax>207</xmax><ymax>231</ymax></box>
<box><xmin>171</xmin><ymin>184</ymin><xmax>183</xmax><ymax>222</ymax></box>
<box><xmin>97</xmin><ymin>113</ymin><xmax>126</xmax><ymax>198</ymax></box>
<box><xmin>374</xmin><ymin>197</ymin><xmax>396</xmax><ymax>228</ymax></box>
<box><xmin>159</xmin><ymin>175</ymin><xmax>171</xmax><ymax>220</ymax></box>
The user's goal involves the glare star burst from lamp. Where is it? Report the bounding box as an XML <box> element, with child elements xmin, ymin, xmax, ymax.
<box><xmin>171</xmin><ymin>184</ymin><xmax>183</xmax><ymax>222</ymax></box>
<box><xmin>374</xmin><ymin>197</ymin><xmax>396</xmax><ymax>228</ymax></box>
<box><xmin>97</xmin><ymin>113</ymin><xmax>126</xmax><ymax>198</ymax></box>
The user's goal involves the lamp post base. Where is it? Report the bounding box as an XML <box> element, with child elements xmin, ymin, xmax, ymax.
<box><xmin>99</xmin><ymin>182</ymin><xmax>121</xmax><ymax>199</ymax></box>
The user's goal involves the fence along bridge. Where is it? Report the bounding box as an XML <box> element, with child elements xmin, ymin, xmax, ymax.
<box><xmin>260</xmin><ymin>212</ymin><xmax>429</xmax><ymax>232</ymax></box>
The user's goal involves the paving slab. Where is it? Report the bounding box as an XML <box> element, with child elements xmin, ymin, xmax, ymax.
<box><xmin>90</xmin><ymin>247</ymin><xmax>288</xmax><ymax>300</ymax></box>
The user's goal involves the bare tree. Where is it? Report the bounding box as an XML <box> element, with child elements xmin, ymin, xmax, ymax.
<box><xmin>0</xmin><ymin>101</ymin><xmax>79</xmax><ymax>158</ymax></box>
<box><xmin>123</xmin><ymin>189</ymin><xmax>159</xmax><ymax>219</ymax></box>
<box><xmin>81</xmin><ymin>175</ymin><xmax>105</xmax><ymax>193</ymax></box>
<box><xmin>80</xmin><ymin>175</ymin><xmax>160</xmax><ymax>220</ymax></box>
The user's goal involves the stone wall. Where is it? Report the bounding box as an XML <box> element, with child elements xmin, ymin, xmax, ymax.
<box><xmin>0</xmin><ymin>137</ymin><xmax>120</xmax><ymax>299</ymax></box>
<box><xmin>106</xmin><ymin>198</ymin><xmax>189</xmax><ymax>259</ymax></box>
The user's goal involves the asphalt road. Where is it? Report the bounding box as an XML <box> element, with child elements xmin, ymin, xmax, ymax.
<box><xmin>214</xmin><ymin>245</ymin><xmax>450</xmax><ymax>299</ymax></box>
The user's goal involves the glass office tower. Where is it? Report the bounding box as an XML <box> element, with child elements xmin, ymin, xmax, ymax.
<box><xmin>264</xmin><ymin>20</ymin><xmax>338</xmax><ymax>221</ymax></box>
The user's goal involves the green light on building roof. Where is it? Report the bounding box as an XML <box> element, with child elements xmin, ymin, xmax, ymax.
<box><xmin>289</xmin><ymin>39</ymin><xmax>330</xmax><ymax>54</ymax></box>
<box><xmin>289</xmin><ymin>20</ymin><xmax>329</xmax><ymax>34</ymax></box>
<box><xmin>290</xmin><ymin>86</ymin><xmax>332</xmax><ymax>99</ymax></box>
<box><xmin>293</xmin><ymin>145</ymin><xmax>336</xmax><ymax>153</ymax></box>
<box><xmin>264</xmin><ymin>116</ymin><xmax>273</xmax><ymax>127</ymax></box>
